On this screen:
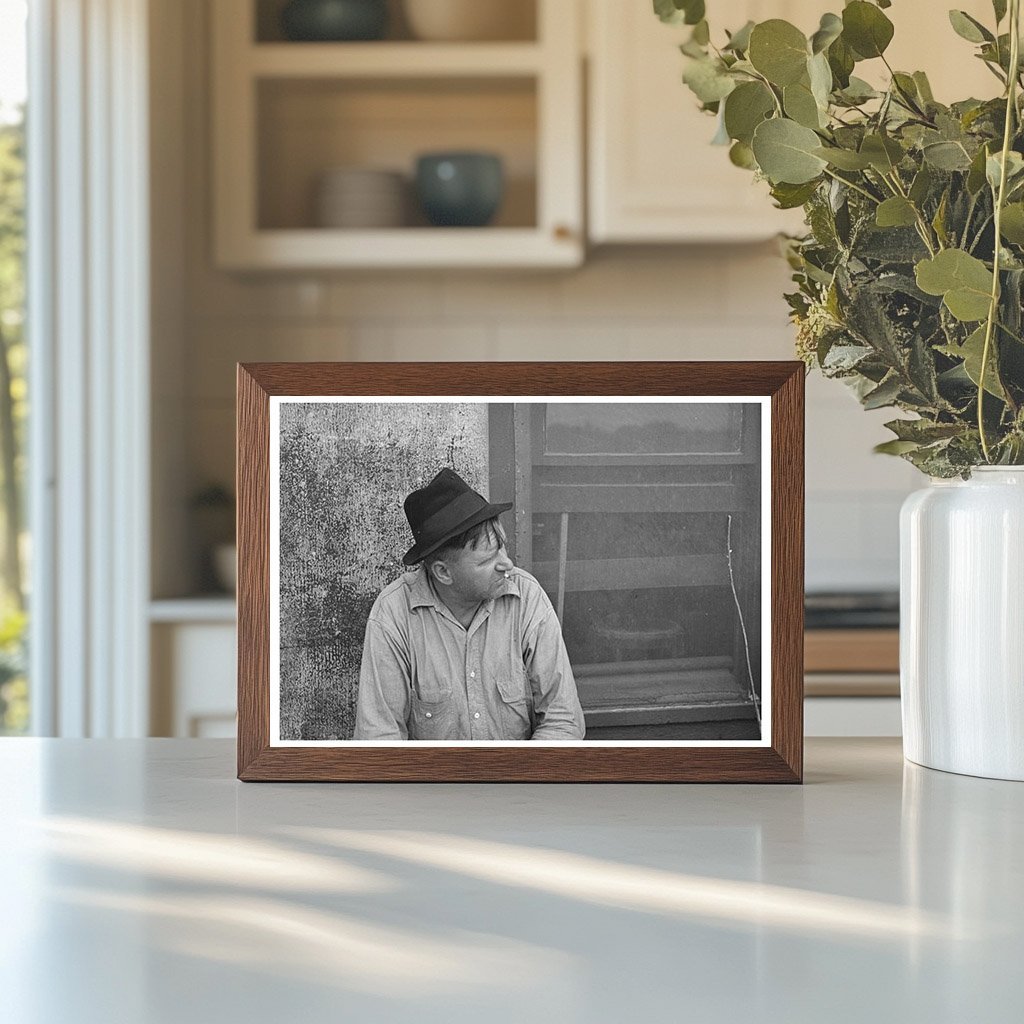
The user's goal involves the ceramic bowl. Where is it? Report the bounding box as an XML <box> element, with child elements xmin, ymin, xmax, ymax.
<box><xmin>281</xmin><ymin>0</ymin><xmax>388</xmax><ymax>42</ymax></box>
<box><xmin>315</xmin><ymin>168</ymin><xmax>408</xmax><ymax>228</ymax></box>
<box><xmin>414</xmin><ymin>152</ymin><xmax>504</xmax><ymax>227</ymax></box>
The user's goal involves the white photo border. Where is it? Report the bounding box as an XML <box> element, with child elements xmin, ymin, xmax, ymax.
<box><xmin>269</xmin><ymin>395</ymin><xmax>772</xmax><ymax>748</ymax></box>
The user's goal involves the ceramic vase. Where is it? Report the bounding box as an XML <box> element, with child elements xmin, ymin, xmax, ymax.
<box><xmin>900</xmin><ymin>467</ymin><xmax>1024</xmax><ymax>780</ymax></box>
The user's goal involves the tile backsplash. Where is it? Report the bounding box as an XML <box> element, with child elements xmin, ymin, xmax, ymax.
<box><xmin>181</xmin><ymin>246</ymin><xmax>918</xmax><ymax>593</ymax></box>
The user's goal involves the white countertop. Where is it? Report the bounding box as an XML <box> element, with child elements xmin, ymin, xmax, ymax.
<box><xmin>1</xmin><ymin>737</ymin><xmax>1021</xmax><ymax>1023</ymax></box>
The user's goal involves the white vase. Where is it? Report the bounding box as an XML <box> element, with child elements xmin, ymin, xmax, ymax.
<box><xmin>900</xmin><ymin>467</ymin><xmax>1024</xmax><ymax>780</ymax></box>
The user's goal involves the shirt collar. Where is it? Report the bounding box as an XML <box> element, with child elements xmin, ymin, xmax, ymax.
<box><xmin>405</xmin><ymin>564</ymin><xmax>522</xmax><ymax>610</ymax></box>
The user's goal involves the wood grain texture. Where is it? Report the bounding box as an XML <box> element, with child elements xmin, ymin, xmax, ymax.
<box><xmin>769</xmin><ymin>364</ymin><xmax>804</xmax><ymax>783</ymax></box>
<box><xmin>237</xmin><ymin>365</ymin><xmax>270</xmax><ymax>778</ymax></box>
<box><xmin>236</xmin><ymin>361</ymin><xmax>805</xmax><ymax>783</ymax></box>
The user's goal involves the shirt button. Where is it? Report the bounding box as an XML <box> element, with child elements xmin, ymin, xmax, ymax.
<box><xmin>473</xmin><ymin>712</ymin><xmax>480</xmax><ymax>719</ymax></box>
<box><xmin>425</xmin><ymin>712</ymin><xmax>432</xmax><ymax>718</ymax></box>
<box><xmin>470</xmin><ymin>671</ymin><xmax>476</xmax><ymax>678</ymax></box>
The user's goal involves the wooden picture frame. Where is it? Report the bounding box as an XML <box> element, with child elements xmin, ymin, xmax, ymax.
<box><xmin>237</xmin><ymin>362</ymin><xmax>804</xmax><ymax>782</ymax></box>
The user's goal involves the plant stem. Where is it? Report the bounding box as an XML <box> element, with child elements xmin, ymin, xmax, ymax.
<box><xmin>968</xmin><ymin>213</ymin><xmax>994</xmax><ymax>253</ymax></box>
<box><xmin>822</xmin><ymin>167</ymin><xmax>880</xmax><ymax>205</ymax></box>
<box><xmin>962</xmin><ymin>191</ymin><xmax>979</xmax><ymax>249</ymax></box>
<box><xmin>997</xmin><ymin>318</ymin><xmax>1024</xmax><ymax>345</ymax></box>
<box><xmin>884</xmin><ymin>170</ymin><xmax>939</xmax><ymax>255</ymax></box>
<box><xmin>979</xmin><ymin>0</ymin><xmax>1021</xmax><ymax>462</ymax></box>
<box><xmin>750</xmin><ymin>69</ymin><xmax>784</xmax><ymax>117</ymax></box>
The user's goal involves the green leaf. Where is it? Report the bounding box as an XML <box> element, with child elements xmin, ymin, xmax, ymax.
<box><xmin>967</xmin><ymin>144</ymin><xmax>992</xmax><ymax>194</ymax></box>
<box><xmin>724</xmin><ymin>20</ymin><xmax>755</xmax><ymax>53</ymax></box>
<box><xmin>948</xmin><ymin>10</ymin><xmax>994</xmax><ymax>44</ymax></box>
<box><xmin>909</xmin><ymin>164</ymin><xmax>933</xmax><ymax>205</ymax></box>
<box><xmin>723</xmin><ymin>81</ymin><xmax>775</xmax><ymax>144</ymax></box>
<box><xmin>653</xmin><ymin>0</ymin><xmax>705</xmax><ymax>26</ymax></box>
<box><xmin>770</xmin><ymin>180</ymin><xmax>820</xmax><ymax>209</ymax></box>
<box><xmin>837</xmin><ymin>76</ymin><xmax>879</xmax><ymax>104</ymax></box>
<box><xmin>932</xmin><ymin>190</ymin><xmax>950</xmax><ymax>247</ymax></box>
<box><xmin>993</xmin><ymin>0</ymin><xmax>1008</xmax><ymax>24</ymax></box>
<box><xmin>729</xmin><ymin>140</ymin><xmax>757</xmax><ymax>169</ymax></box>
<box><xmin>980</xmin><ymin>32</ymin><xmax>1015</xmax><ymax>74</ymax></box>
<box><xmin>915</xmin><ymin>249</ymin><xmax>994</xmax><ymax>322</ymax></box>
<box><xmin>784</xmin><ymin>80</ymin><xmax>824</xmax><ymax>129</ymax></box>
<box><xmin>827</xmin><ymin>35</ymin><xmax>856</xmax><ymax>89</ymax></box>
<box><xmin>813</xmin><ymin>146</ymin><xmax>872</xmax><ymax>170</ymax></box>
<box><xmin>692</xmin><ymin>19</ymin><xmax>710</xmax><ymax>45</ymax></box>
<box><xmin>684</xmin><ymin>2</ymin><xmax>706</xmax><ymax>27</ymax></box>
<box><xmin>891</xmin><ymin>72</ymin><xmax>922</xmax><ymax>109</ymax></box>
<box><xmin>1000</xmin><ymin>203</ymin><xmax>1024</xmax><ymax>244</ymax></box>
<box><xmin>986</xmin><ymin>150</ymin><xmax>1024</xmax><ymax>191</ymax></box>
<box><xmin>682</xmin><ymin>57</ymin><xmax>737</xmax><ymax>104</ymax></box>
<box><xmin>862</xmin><ymin>374</ymin><xmax>903</xmax><ymax>409</ymax></box>
<box><xmin>860</xmin><ymin>133</ymin><xmax>904</xmax><ymax>173</ymax></box>
<box><xmin>876</xmin><ymin>197</ymin><xmax>918</xmax><ymax>228</ymax></box>
<box><xmin>874</xmin><ymin>439</ymin><xmax>922</xmax><ymax>455</ymax></box>
<box><xmin>748</xmin><ymin>20</ymin><xmax>809</xmax><ymax>87</ymax></box>
<box><xmin>939</xmin><ymin>325</ymin><xmax>1006</xmax><ymax>398</ymax></box>
<box><xmin>810</xmin><ymin>12</ymin><xmax>843</xmax><ymax>54</ymax></box>
<box><xmin>912</xmin><ymin>71</ymin><xmax>935</xmax><ymax>104</ymax></box>
<box><xmin>751</xmin><ymin>118</ymin><xmax>828</xmax><ymax>184</ymax></box>
<box><xmin>842</xmin><ymin>1</ymin><xmax>895</xmax><ymax>59</ymax></box>
<box><xmin>808</xmin><ymin>51</ymin><xmax>833</xmax><ymax>110</ymax></box>
<box><xmin>922</xmin><ymin>140</ymin><xmax>972</xmax><ymax>171</ymax></box>
<box><xmin>884</xmin><ymin>418</ymin><xmax>964</xmax><ymax>443</ymax></box>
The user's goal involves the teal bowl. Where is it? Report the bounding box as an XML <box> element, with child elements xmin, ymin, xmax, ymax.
<box><xmin>415</xmin><ymin>152</ymin><xmax>505</xmax><ymax>227</ymax></box>
<box><xmin>281</xmin><ymin>0</ymin><xmax>388</xmax><ymax>41</ymax></box>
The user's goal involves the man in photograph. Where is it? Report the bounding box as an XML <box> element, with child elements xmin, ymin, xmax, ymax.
<box><xmin>353</xmin><ymin>468</ymin><xmax>586</xmax><ymax>741</ymax></box>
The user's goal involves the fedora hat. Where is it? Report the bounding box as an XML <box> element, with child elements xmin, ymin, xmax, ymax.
<box><xmin>402</xmin><ymin>468</ymin><xmax>512</xmax><ymax>566</ymax></box>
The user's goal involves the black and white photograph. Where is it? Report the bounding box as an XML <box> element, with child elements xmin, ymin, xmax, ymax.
<box><xmin>269</xmin><ymin>397</ymin><xmax>770</xmax><ymax>746</ymax></box>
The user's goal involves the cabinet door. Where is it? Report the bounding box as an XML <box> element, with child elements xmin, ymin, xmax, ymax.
<box><xmin>587</xmin><ymin>0</ymin><xmax>994</xmax><ymax>244</ymax></box>
<box><xmin>587</xmin><ymin>0</ymin><xmax>813</xmax><ymax>242</ymax></box>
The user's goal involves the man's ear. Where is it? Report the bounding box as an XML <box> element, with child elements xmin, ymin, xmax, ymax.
<box><xmin>428</xmin><ymin>558</ymin><xmax>453</xmax><ymax>586</ymax></box>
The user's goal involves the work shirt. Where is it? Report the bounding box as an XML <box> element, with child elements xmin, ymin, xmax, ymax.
<box><xmin>353</xmin><ymin>566</ymin><xmax>585</xmax><ymax>740</ymax></box>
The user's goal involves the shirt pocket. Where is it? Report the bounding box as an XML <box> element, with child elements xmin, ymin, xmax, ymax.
<box><xmin>409</xmin><ymin>691</ymin><xmax>457</xmax><ymax>740</ymax></box>
<box><xmin>495</xmin><ymin>669</ymin><xmax>533</xmax><ymax>738</ymax></box>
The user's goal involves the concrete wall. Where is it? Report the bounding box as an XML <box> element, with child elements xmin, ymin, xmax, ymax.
<box><xmin>277</xmin><ymin>401</ymin><xmax>489</xmax><ymax>739</ymax></box>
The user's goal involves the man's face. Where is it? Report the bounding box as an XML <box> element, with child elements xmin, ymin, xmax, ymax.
<box><xmin>434</xmin><ymin>530</ymin><xmax>515</xmax><ymax>604</ymax></box>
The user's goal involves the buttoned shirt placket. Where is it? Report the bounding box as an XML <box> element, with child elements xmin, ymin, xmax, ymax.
<box><xmin>464</xmin><ymin>604</ymin><xmax>492</xmax><ymax>740</ymax></box>
<box><xmin>426</xmin><ymin>594</ymin><xmax>494</xmax><ymax>739</ymax></box>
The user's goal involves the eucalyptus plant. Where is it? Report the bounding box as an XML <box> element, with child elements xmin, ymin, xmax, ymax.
<box><xmin>657</xmin><ymin>0</ymin><xmax>1024</xmax><ymax>476</ymax></box>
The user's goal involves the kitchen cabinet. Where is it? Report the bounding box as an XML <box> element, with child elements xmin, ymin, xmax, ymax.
<box><xmin>587</xmin><ymin>0</ymin><xmax>809</xmax><ymax>243</ymax></box>
<box><xmin>586</xmin><ymin>0</ymin><xmax>999</xmax><ymax>244</ymax></box>
<box><xmin>211</xmin><ymin>0</ymin><xmax>583</xmax><ymax>268</ymax></box>
<box><xmin>150</xmin><ymin>601</ymin><xmax>237</xmax><ymax>738</ymax></box>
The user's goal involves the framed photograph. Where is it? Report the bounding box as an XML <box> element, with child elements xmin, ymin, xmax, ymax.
<box><xmin>237</xmin><ymin>362</ymin><xmax>804</xmax><ymax>782</ymax></box>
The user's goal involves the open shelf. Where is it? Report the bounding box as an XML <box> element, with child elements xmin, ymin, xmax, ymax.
<box><xmin>254</xmin><ymin>0</ymin><xmax>539</xmax><ymax>44</ymax></box>
<box><xmin>213</xmin><ymin>0</ymin><xmax>582</xmax><ymax>268</ymax></box>
<box><xmin>257</xmin><ymin>76</ymin><xmax>537</xmax><ymax>231</ymax></box>
<box><xmin>249</xmin><ymin>42</ymin><xmax>543</xmax><ymax>77</ymax></box>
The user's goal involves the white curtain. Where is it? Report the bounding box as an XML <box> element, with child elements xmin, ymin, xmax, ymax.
<box><xmin>28</xmin><ymin>0</ymin><xmax>150</xmax><ymax>736</ymax></box>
